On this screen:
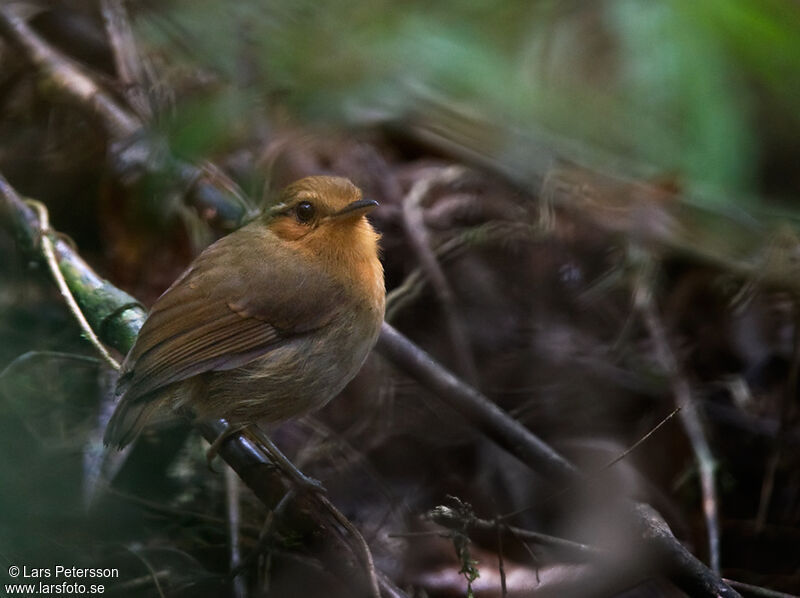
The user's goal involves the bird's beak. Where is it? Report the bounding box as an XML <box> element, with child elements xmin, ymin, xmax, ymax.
<box><xmin>330</xmin><ymin>198</ymin><xmax>379</xmax><ymax>221</ymax></box>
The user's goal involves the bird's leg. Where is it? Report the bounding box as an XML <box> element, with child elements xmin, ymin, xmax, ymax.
<box><xmin>204</xmin><ymin>421</ymin><xmax>324</xmax><ymax>493</ymax></box>
<box><xmin>206</xmin><ymin>422</ymin><xmax>248</xmax><ymax>470</ymax></box>
<box><xmin>246</xmin><ymin>426</ymin><xmax>326</xmax><ymax>494</ymax></box>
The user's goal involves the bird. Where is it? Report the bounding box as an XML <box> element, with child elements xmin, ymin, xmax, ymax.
<box><xmin>103</xmin><ymin>176</ymin><xmax>385</xmax><ymax>454</ymax></box>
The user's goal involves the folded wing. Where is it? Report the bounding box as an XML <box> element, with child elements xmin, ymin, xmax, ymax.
<box><xmin>105</xmin><ymin>223</ymin><xmax>344</xmax><ymax>446</ymax></box>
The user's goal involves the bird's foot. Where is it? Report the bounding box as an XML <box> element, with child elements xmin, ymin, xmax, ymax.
<box><xmin>206</xmin><ymin>423</ymin><xmax>248</xmax><ymax>470</ymax></box>
<box><xmin>288</xmin><ymin>468</ymin><xmax>326</xmax><ymax>495</ymax></box>
<box><xmin>248</xmin><ymin>427</ymin><xmax>327</xmax><ymax>496</ymax></box>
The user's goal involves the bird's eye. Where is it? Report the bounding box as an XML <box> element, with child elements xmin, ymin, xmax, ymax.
<box><xmin>295</xmin><ymin>201</ymin><xmax>315</xmax><ymax>223</ymax></box>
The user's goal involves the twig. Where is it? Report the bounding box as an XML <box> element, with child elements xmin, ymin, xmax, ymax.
<box><xmin>231</xmin><ymin>489</ymin><xmax>295</xmax><ymax>583</ymax></box>
<box><xmin>0</xmin><ymin>351</ymin><xmax>101</xmax><ymax>385</ymax></box>
<box><xmin>386</xmin><ymin>221</ymin><xmax>539</xmax><ymax>321</ymax></box>
<box><xmin>100</xmin><ymin>0</ymin><xmax>153</xmax><ymax>120</ymax></box>
<box><xmin>125</xmin><ymin>547</ymin><xmax>167</xmax><ymax>598</ymax></box>
<box><xmin>107</xmin><ymin>486</ymin><xmax>259</xmax><ymax>533</ymax></box>
<box><xmin>495</xmin><ymin>521</ymin><xmax>507</xmax><ymax>598</ymax></box>
<box><xmin>241</xmin><ymin>426</ymin><xmax>381</xmax><ymax>598</ymax></box>
<box><xmin>632</xmin><ymin>252</ymin><xmax>722</xmax><ymax>574</ymax></box>
<box><xmin>496</xmin><ymin>403</ymin><xmax>682</xmax><ymax>525</ymax></box>
<box><xmin>400</xmin><ymin>165</ymin><xmax>478</xmax><ymax>383</ymax></box>
<box><xmin>376</xmin><ymin>570</ymin><xmax>409</xmax><ymax>598</ymax></box>
<box><xmin>426</xmin><ymin>506</ymin><xmax>601</xmax><ymax>562</ymax></box>
<box><xmin>756</xmin><ymin>303</ymin><xmax>800</xmax><ymax>530</ymax></box>
<box><xmin>225</xmin><ymin>466</ymin><xmax>247</xmax><ymax>598</ymax></box>
<box><xmin>723</xmin><ymin>579</ymin><xmax>800</xmax><ymax>598</ymax></box>
<box><xmin>24</xmin><ymin>199</ymin><xmax>120</xmax><ymax>370</ymax></box>
<box><xmin>318</xmin><ymin>494</ymin><xmax>382</xmax><ymax>598</ymax></box>
<box><xmin>0</xmin><ymin>180</ymin><xmax>146</xmax><ymax>351</ymax></box>
<box><xmin>600</xmin><ymin>405</ymin><xmax>682</xmax><ymax>472</ymax></box>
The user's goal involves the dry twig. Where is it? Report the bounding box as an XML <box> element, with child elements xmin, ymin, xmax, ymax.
<box><xmin>632</xmin><ymin>249</ymin><xmax>722</xmax><ymax>574</ymax></box>
<box><xmin>400</xmin><ymin>165</ymin><xmax>478</xmax><ymax>383</ymax></box>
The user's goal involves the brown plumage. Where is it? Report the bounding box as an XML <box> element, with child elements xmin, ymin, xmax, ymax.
<box><xmin>104</xmin><ymin>176</ymin><xmax>385</xmax><ymax>448</ymax></box>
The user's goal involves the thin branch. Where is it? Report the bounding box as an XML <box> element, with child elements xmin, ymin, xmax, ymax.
<box><xmin>100</xmin><ymin>0</ymin><xmax>154</xmax><ymax>120</ymax></box>
<box><xmin>600</xmin><ymin>405</ymin><xmax>683</xmax><ymax>472</ymax></box>
<box><xmin>225</xmin><ymin>466</ymin><xmax>247</xmax><ymax>598</ymax></box>
<box><xmin>496</xmin><ymin>404</ymin><xmax>682</xmax><ymax>526</ymax></box>
<box><xmin>231</xmin><ymin>489</ymin><xmax>295</xmax><ymax>582</ymax></box>
<box><xmin>318</xmin><ymin>494</ymin><xmax>382</xmax><ymax>598</ymax></box>
<box><xmin>723</xmin><ymin>579</ymin><xmax>800</xmax><ymax>598</ymax></box>
<box><xmin>24</xmin><ymin>199</ymin><xmax>120</xmax><ymax>370</ymax></box>
<box><xmin>756</xmin><ymin>303</ymin><xmax>800</xmax><ymax>530</ymax></box>
<box><xmin>426</xmin><ymin>507</ymin><xmax>602</xmax><ymax>563</ymax></box>
<box><xmin>378</xmin><ymin>321</ymin><xmax>578</xmax><ymax>485</ymax></box>
<box><xmin>386</xmin><ymin>221</ymin><xmax>539</xmax><ymax>321</ymax></box>
<box><xmin>376</xmin><ymin>570</ymin><xmax>409</xmax><ymax>598</ymax></box>
<box><xmin>495</xmin><ymin>521</ymin><xmax>507</xmax><ymax>598</ymax></box>
<box><xmin>400</xmin><ymin>165</ymin><xmax>478</xmax><ymax>383</ymax></box>
<box><xmin>632</xmin><ymin>252</ymin><xmax>722</xmax><ymax>574</ymax></box>
<box><xmin>125</xmin><ymin>547</ymin><xmax>167</xmax><ymax>598</ymax></box>
<box><xmin>241</xmin><ymin>425</ymin><xmax>381</xmax><ymax>597</ymax></box>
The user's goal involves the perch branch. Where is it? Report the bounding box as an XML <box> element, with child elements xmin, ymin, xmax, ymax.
<box><xmin>632</xmin><ymin>252</ymin><xmax>722</xmax><ymax>574</ymax></box>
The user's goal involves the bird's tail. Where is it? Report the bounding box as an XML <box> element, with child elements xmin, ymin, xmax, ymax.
<box><xmin>103</xmin><ymin>396</ymin><xmax>162</xmax><ymax>449</ymax></box>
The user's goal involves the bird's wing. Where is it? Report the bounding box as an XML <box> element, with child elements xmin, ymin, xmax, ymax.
<box><xmin>116</xmin><ymin>223</ymin><xmax>345</xmax><ymax>405</ymax></box>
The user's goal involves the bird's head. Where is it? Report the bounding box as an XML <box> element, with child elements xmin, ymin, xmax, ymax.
<box><xmin>265</xmin><ymin>176</ymin><xmax>379</xmax><ymax>244</ymax></box>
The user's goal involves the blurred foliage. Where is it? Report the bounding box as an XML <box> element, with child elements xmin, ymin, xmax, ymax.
<box><xmin>134</xmin><ymin>0</ymin><xmax>800</xmax><ymax>202</ymax></box>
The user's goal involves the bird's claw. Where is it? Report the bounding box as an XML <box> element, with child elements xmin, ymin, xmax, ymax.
<box><xmin>206</xmin><ymin>424</ymin><xmax>247</xmax><ymax>471</ymax></box>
